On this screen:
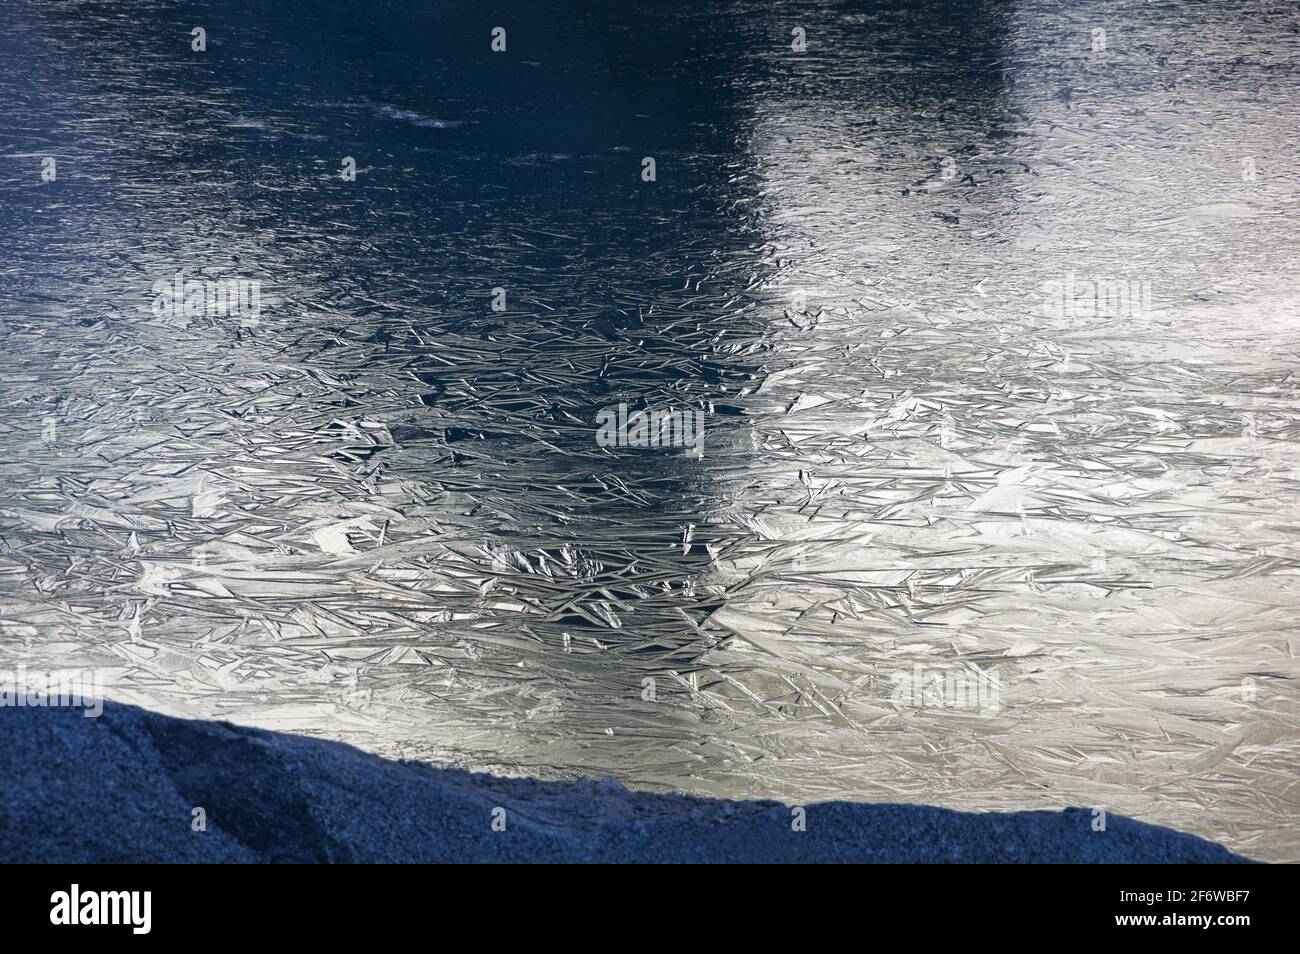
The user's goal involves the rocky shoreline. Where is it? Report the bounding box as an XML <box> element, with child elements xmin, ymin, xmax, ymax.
<box><xmin>0</xmin><ymin>701</ymin><xmax>1254</xmax><ymax>864</ymax></box>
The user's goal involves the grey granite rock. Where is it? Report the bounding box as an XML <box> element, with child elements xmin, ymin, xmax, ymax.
<box><xmin>0</xmin><ymin>702</ymin><xmax>1254</xmax><ymax>864</ymax></box>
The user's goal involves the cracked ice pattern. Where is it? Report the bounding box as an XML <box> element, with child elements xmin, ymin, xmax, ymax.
<box><xmin>1</xmin><ymin>0</ymin><xmax>1297</xmax><ymax>859</ymax></box>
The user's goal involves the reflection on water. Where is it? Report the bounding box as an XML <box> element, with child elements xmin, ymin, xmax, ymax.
<box><xmin>1</xmin><ymin>0</ymin><xmax>1297</xmax><ymax>860</ymax></box>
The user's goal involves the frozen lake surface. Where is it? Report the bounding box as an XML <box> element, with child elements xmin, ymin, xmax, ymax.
<box><xmin>1</xmin><ymin>0</ymin><xmax>1297</xmax><ymax>860</ymax></box>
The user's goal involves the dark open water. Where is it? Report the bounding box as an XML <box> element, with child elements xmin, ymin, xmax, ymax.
<box><xmin>1</xmin><ymin>0</ymin><xmax>1298</xmax><ymax>859</ymax></box>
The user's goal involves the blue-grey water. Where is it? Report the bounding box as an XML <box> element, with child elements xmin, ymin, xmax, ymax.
<box><xmin>1</xmin><ymin>0</ymin><xmax>1298</xmax><ymax>860</ymax></box>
